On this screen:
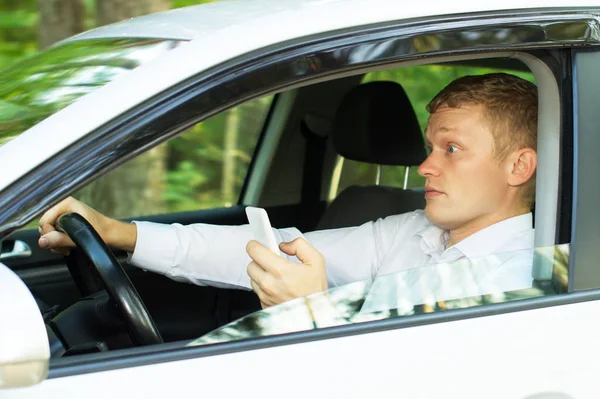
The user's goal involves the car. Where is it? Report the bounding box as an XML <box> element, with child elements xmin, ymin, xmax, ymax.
<box><xmin>2</xmin><ymin>0</ymin><xmax>600</xmax><ymax>397</ymax></box>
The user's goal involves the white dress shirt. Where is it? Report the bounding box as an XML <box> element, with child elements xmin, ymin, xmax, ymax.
<box><xmin>129</xmin><ymin>210</ymin><xmax>534</xmax><ymax>298</ymax></box>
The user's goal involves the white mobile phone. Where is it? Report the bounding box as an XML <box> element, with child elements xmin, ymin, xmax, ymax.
<box><xmin>245</xmin><ymin>206</ymin><xmax>281</xmax><ymax>255</ymax></box>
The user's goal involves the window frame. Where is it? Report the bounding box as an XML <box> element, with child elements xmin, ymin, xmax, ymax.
<box><xmin>569</xmin><ymin>49</ymin><xmax>600</xmax><ymax>291</ymax></box>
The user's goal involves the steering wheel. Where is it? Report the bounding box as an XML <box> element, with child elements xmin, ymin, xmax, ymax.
<box><xmin>58</xmin><ymin>213</ymin><xmax>163</xmax><ymax>346</ymax></box>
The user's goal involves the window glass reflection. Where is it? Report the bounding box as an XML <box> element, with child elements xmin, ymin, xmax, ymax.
<box><xmin>190</xmin><ymin>244</ymin><xmax>568</xmax><ymax>346</ymax></box>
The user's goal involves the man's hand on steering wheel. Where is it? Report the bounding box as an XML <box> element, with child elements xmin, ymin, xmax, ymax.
<box><xmin>38</xmin><ymin>198</ymin><xmax>162</xmax><ymax>346</ymax></box>
<box><xmin>38</xmin><ymin>196</ymin><xmax>137</xmax><ymax>255</ymax></box>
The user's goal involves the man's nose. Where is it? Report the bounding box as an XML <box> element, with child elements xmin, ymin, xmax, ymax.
<box><xmin>418</xmin><ymin>152</ymin><xmax>441</xmax><ymax>177</ymax></box>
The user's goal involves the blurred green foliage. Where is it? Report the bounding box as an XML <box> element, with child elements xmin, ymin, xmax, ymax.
<box><xmin>163</xmin><ymin>95</ymin><xmax>273</xmax><ymax>213</ymax></box>
<box><xmin>0</xmin><ymin>0</ymin><xmax>215</xmax><ymax>70</ymax></box>
<box><xmin>0</xmin><ymin>0</ymin><xmax>38</xmax><ymax>69</ymax></box>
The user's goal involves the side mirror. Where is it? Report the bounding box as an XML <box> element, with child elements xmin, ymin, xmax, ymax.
<box><xmin>0</xmin><ymin>262</ymin><xmax>49</xmax><ymax>389</ymax></box>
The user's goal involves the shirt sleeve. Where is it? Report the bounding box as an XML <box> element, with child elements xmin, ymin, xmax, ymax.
<box><xmin>304</xmin><ymin>215</ymin><xmax>402</xmax><ymax>287</ymax></box>
<box><xmin>128</xmin><ymin>215</ymin><xmax>401</xmax><ymax>290</ymax></box>
<box><xmin>129</xmin><ymin>221</ymin><xmax>304</xmax><ymax>290</ymax></box>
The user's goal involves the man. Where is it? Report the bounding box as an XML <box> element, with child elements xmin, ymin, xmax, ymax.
<box><xmin>38</xmin><ymin>73</ymin><xmax>538</xmax><ymax>309</ymax></box>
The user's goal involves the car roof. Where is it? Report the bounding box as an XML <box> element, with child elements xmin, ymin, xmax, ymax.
<box><xmin>63</xmin><ymin>0</ymin><xmax>600</xmax><ymax>43</ymax></box>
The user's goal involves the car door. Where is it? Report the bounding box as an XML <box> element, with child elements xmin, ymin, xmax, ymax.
<box><xmin>28</xmin><ymin>277</ymin><xmax>600</xmax><ymax>399</ymax></box>
<box><xmin>3</xmin><ymin>5</ymin><xmax>600</xmax><ymax>398</ymax></box>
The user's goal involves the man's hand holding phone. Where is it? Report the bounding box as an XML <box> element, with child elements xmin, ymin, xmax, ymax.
<box><xmin>245</xmin><ymin>207</ymin><xmax>328</xmax><ymax>308</ymax></box>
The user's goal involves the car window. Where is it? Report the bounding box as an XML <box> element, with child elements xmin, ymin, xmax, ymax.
<box><xmin>74</xmin><ymin>95</ymin><xmax>274</xmax><ymax>218</ymax></box>
<box><xmin>329</xmin><ymin>64</ymin><xmax>536</xmax><ymax>198</ymax></box>
<box><xmin>190</xmin><ymin>244</ymin><xmax>568</xmax><ymax>346</ymax></box>
<box><xmin>0</xmin><ymin>38</ymin><xmax>185</xmax><ymax>146</ymax></box>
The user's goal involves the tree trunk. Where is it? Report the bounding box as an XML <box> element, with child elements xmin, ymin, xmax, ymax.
<box><xmin>75</xmin><ymin>0</ymin><xmax>171</xmax><ymax>218</ymax></box>
<box><xmin>96</xmin><ymin>0</ymin><xmax>171</xmax><ymax>26</ymax></box>
<box><xmin>38</xmin><ymin>0</ymin><xmax>85</xmax><ymax>49</ymax></box>
<box><xmin>222</xmin><ymin>107</ymin><xmax>240</xmax><ymax>207</ymax></box>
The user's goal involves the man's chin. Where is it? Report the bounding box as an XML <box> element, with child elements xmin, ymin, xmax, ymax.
<box><xmin>424</xmin><ymin>205</ymin><xmax>455</xmax><ymax>229</ymax></box>
<box><xmin>424</xmin><ymin>205</ymin><xmax>440</xmax><ymax>223</ymax></box>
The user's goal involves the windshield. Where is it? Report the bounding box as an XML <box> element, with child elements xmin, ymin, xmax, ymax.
<box><xmin>0</xmin><ymin>38</ymin><xmax>184</xmax><ymax>145</ymax></box>
<box><xmin>190</xmin><ymin>244</ymin><xmax>568</xmax><ymax>346</ymax></box>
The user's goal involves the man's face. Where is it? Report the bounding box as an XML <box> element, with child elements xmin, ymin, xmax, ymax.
<box><xmin>418</xmin><ymin>104</ymin><xmax>511</xmax><ymax>231</ymax></box>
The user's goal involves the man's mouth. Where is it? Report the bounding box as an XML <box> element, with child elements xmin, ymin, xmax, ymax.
<box><xmin>424</xmin><ymin>186</ymin><xmax>444</xmax><ymax>199</ymax></box>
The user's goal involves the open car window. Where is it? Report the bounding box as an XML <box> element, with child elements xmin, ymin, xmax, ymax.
<box><xmin>190</xmin><ymin>244</ymin><xmax>568</xmax><ymax>346</ymax></box>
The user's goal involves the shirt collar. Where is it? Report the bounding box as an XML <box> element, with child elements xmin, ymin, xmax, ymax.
<box><xmin>452</xmin><ymin>213</ymin><xmax>533</xmax><ymax>258</ymax></box>
<box><xmin>414</xmin><ymin>213</ymin><xmax>533</xmax><ymax>259</ymax></box>
<box><xmin>414</xmin><ymin>222</ymin><xmax>448</xmax><ymax>256</ymax></box>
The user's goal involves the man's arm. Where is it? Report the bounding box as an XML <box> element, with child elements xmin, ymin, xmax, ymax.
<box><xmin>39</xmin><ymin>197</ymin><xmax>401</xmax><ymax>293</ymax></box>
<box><xmin>128</xmin><ymin>220</ymin><xmax>306</xmax><ymax>289</ymax></box>
<box><xmin>38</xmin><ymin>197</ymin><xmax>316</xmax><ymax>291</ymax></box>
<box><xmin>38</xmin><ymin>197</ymin><xmax>305</xmax><ymax>290</ymax></box>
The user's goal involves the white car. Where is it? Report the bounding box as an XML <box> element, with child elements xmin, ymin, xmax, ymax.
<box><xmin>2</xmin><ymin>0</ymin><xmax>600</xmax><ymax>397</ymax></box>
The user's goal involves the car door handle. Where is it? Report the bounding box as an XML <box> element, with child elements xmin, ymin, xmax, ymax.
<box><xmin>1</xmin><ymin>240</ymin><xmax>32</xmax><ymax>260</ymax></box>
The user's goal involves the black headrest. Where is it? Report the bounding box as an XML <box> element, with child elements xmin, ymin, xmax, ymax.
<box><xmin>332</xmin><ymin>81</ymin><xmax>426</xmax><ymax>166</ymax></box>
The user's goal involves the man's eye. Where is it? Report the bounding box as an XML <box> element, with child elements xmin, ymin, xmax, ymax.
<box><xmin>448</xmin><ymin>145</ymin><xmax>459</xmax><ymax>153</ymax></box>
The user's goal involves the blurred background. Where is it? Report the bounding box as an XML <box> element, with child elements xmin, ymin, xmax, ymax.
<box><xmin>0</xmin><ymin>0</ymin><xmax>214</xmax><ymax>69</ymax></box>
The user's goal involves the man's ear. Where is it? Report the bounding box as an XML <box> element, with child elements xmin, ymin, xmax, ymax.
<box><xmin>507</xmin><ymin>148</ymin><xmax>537</xmax><ymax>187</ymax></box>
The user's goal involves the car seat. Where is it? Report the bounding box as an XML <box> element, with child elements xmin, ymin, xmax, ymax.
<box><xmin>316</xmin><ymin>81</ymin><xmax>427</xmax><ymax>230</ymax></box>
